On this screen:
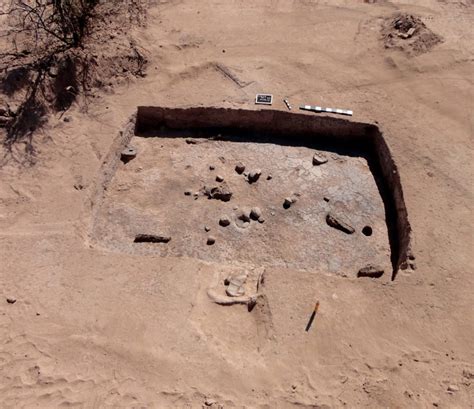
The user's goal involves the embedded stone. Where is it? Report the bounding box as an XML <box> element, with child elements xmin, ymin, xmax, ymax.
<box><xmin>207</xmin><ymin>236</ymin><xmax>216</xmax><ymax>245</ymax></box>
<box><xmin>235</xmin><ymin>162</ymin><xmax>245</xmax><ymax>174</ymax></box>
<box><xmin>225</xmin><ymin>274</ymin><xmax>247</xmax><ymax>297</ymax></box>
<box><xmin>219</xmin><ymin>216</ymin><xmax>231</xmax><ymax>227</ymax></box>
<box><xmin>237</xmin><ymin>207</ymin><xmax>251</xmax><ymax>222</ymax></box>
<box><xmin>326</xmin><ymin>213</ymin><xmax>355</xmax><ymax>234</ymax></box>
<box><xmin>357</xmin><ymin>265</ymin><xmax>384</xmax><ymax>278</ymax></box>
<box><xmin>313</xmin><ymin>152</ymin><xmax>328</xmax><ymax>165</ymax></box>
<box><xmin>248</xmin><ymin>169</ymin><xmax>262</xmax><ymax>183</ymax></box>
<box><xmin>250</xmin><ymin>207</ymin><xmax>262</xmax><ymax>220</ymax></box>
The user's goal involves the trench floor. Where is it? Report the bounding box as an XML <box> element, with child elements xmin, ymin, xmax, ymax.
<box><xmin>93</xmin><ymin>135</ymin><xmax>391</xmax><ymax>277</ymax></box>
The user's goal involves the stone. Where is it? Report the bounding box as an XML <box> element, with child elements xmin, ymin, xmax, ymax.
<box><xmin>357</xmin><ymin>265</ymin><xmax>384</xmax><ymax>278</ymax></box>
<box><xmin>185</xmin><ymin>138</ymin><xmax>202</xmax><ymax>144</ymax></box>
<box><xmin>267</xmin><ymin>174</ymin><xmax>273</xmax><ymax>180</ymax></box>
<box><xmin>225</xmin><ymin>274</ymin><xmax>247</xmax><ymax>297</ymax></box>
<box><xmin>184</xmin><ymin>190</ymin><xmax>192</xmax><ymax>196</ymax></box>
<box><xmin>235</xmin><ymin>162</ymin><xmax>245</xmax><ymax>174</ymax></box>
<box><xmin>120</xmin><ymin>145</ymin><xmax>137</xmax><ymax>163</ymax></box>
<box><xmin>399</xmin><ymin>27</ymin><xmax>416</xmax><ymax>39</ymax></box>
<box><xmin>6</xmin><ymin>297</ymin><xmax>16</xmax><ymax>304</ymax></box>
<box><xmin>407</xmin><ymin>27</ymin><xmax>416</xmax><ymax>37</ymax></box>
<box><xmin>201</xmin><ymin>183</ymin><xmax>233</xmax><ymax>202</ymax></box>
<box><xmin>204</xmin><ymin>226</ymin><xmax>211</xmax><ymax>232</ymax></box>
<box><xmin>326</xmin><ymin>213</ymin><xmax>355</xmax><ymax>234</ymax></box>
<box><xmin>215</xmin><ymin>175</ymin><xmax>224</xmax><ymax>182</ymax></box>
<box><xmin>258</xmin><ymin>217</ymin><xmax>265</xmax><ymax>224</ymax></box>
<box><xmin>237</xmin><ymin>207</ymin><xmax>251</xmax><ymax>222</ymax></box>
<box><xmin>204</xmin><ymin>399</ymin><xmax>216</xmax><ymax>406</ymax></box>
<box><xmin>219</xmin><ymin>216</ymin><xmax>231</xmax><ymax>227</ymax></box>
<box><xmin>250</xmin><ymin>207</ymin><xmax>262</xmax><ymax>220</ymax></box>
<box><xmin>283</xmin><ymin>197</ymin><xmax>294</xmax><ymax>209</ymax></box>
<box><xmin>247</xmin><ymin>169</ymin><xmax>262</xmax><ymax>183</ymax></box>
<box><xmin>447</xmin><ymin>385</ymin><xmax>459</xmax><ymax>393</ymax></box>
<box><xmin>207</xmin><ymin>236</ymin><xmax>216</xmax><ymax>245</ymax></box>
<box><xmin>313</xmin><ymin>152</ymin><xmax>328</xmax><ymax>165</ymax></box>
<box><xmin>209</xmin><ymin>165</ymin><xmax>215</xmax><ymax>170</ymax></box>
<box><xmin>134</xmin><ymin>234</ymin><xmax>171</xmax><ymax>243</ymax></box>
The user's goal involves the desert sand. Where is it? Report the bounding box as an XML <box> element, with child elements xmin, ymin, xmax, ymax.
<box><xmin>0</xmin><ymin>1</ymin><xmax>473</xmax><ymax>408</ymax></box>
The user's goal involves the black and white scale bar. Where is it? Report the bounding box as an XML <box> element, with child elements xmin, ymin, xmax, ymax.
<box><xmin>300</xmin><ymin>105</ymin><xmax>353</xmax><ymax>116</ymax></box>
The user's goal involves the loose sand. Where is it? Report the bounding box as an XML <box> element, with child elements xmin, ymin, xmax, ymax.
<box><xmin>0</xmin><ymin>1</ymin><xmax>473</xmax><ymax>408</ymax></box>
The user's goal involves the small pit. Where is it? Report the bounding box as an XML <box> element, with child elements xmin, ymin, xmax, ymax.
<box><xmin>362</xmin><ymin>226</ymin><xmax>373</xmax><ymax>236</ymax></box>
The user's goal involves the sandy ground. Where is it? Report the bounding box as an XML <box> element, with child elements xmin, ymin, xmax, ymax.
<box><xmin>0</xmin><ymin>0</ymin><xmax>473</xmax><ymax>408</ymax></box>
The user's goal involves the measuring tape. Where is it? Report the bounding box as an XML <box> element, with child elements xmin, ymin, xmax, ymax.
<box><xmin>300</xmin><ymin>105</ymin><xmax>353</xmax><ymax>116</ymax></box>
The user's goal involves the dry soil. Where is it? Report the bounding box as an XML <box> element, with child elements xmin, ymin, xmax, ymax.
<box><xmin>0</xmin><ymin>1</ymin><xmax>473</xmax><ymax>408</ymax></box>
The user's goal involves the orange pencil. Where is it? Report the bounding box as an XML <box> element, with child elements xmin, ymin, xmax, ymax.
<box><xmin>305</xmin><ymin>300</ymin><xmax>320</xmax><ymax>332</ymax></box>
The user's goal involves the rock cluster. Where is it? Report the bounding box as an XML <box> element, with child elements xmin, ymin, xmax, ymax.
<box><xmin>201</xmin><ymin>183</ymin><xmax>233</xmax><ymax>202</ymax></box>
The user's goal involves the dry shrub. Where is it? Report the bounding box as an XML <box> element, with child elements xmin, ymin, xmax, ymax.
<box><xmin>0</xmin><ymin>1</ymin><xmax>148</xmax><ymax>164</ymax></box>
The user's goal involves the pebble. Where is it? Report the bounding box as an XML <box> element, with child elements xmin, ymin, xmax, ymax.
<box><xmin>237</xmin><ymin>207</ymin><xmax>251</xmax><ymax>222</ymax></box>
<box><xmin>120</xmin><ymin>145</ymin><xmax>137</xmax><ymax>163</ymax></box>
<box><xmin>267</xmin><ymin>174</ymin><xmax>273</xmax><ymax>180</ymax></box>
<box><xmin>204</xmin><ymin>226</ymin><xmax>211</xmax><ymax>232</ymax></box>
<box><xmin>209</xmin><ymin>165</ymin><xmax>215</xmax><ymax>170</ymax></box>
<box><xmin>357</xmin><ymin>265</ymin><xmax>384</xmax><ymax>278</ymax></box>
<box><xmin>447</xmin><ymin>385</ymin><xmax>459</xmax><ymax>393</ymax></box>
<box><xmin>134</xmin><ymin>234</ymin><xmax>171</xmax><ymax>243</ymax></box>
<box><xmin>250</xmin><ymin>207</ymin><xmax>262</xmax><ymax>220</ymax></box>
<box><xmin>248</xmin><ymin>169</ymin><xmax>262</xmax><ymax>183</ymax></box>
<box><xmin>313</xmin><ymin>152</ymin><xmax>328</xmax><ymax>165</ymax></box>
<box><xmin>215</xmin><ymin>175</ymin><xmax>224</xmax><ymax>182</ymax></box>
<box><xmin>204</xmin><ymin>399</ymin><xmax>217</xmax><ymax>406</ymax></box>
<box><xmin>283</xmin><ymin>197</ymin><xmax>294</xmax><ymax>209</ymax></box>
<box><xmin>326</xmin><ymin>212</ymin><xmax>355</xmax><ymax>234</ymax></box>
<box><xmin>6</xmin><ymin>297</ymin><xmax>16</xmax><ymax>304</ymax></box>
<box><xmin>184</xmin><ymin>190</ymin><xmax>192</xmax><ymax>196</ymax></box>
<box><xmin>235</xmin><ymin>162</ymin><xmax>245</xmax><ymax>174</ymax></box>
<box><xmin>207</xmin><ymin>236</ymin><xmax>216</xmax><ymax>245</ymax></box>
<box><xmin>219</xmin><ymin>216</ymin><xmax>231</xmax><ymax>227</ymax></box>
<box><xmin>258</xmin><ymin>217</ymin><xmax>265</xmax><ymax>224</ymax></box>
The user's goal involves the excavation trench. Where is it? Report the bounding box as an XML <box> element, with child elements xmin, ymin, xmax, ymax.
<box><xmin>90</xmin><ymin>107</ymin><xmax>412</xmax><ymax>280</ymax></box>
